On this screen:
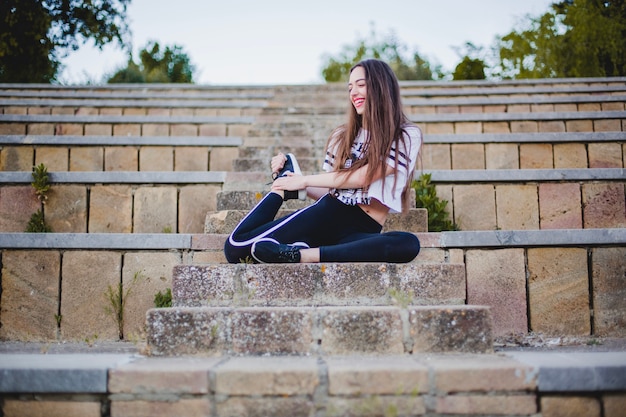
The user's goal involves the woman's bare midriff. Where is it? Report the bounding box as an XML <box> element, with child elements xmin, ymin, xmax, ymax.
<box><xmin>358</xmin><ymin>198</ymin><xmax>390</xmax><ymax>226</ymax></box>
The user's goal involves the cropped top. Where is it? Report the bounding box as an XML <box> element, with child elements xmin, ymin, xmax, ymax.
<box><xmin>322</xmin><ymin>125</ymin><xmax>422</xmax><ymax>214</ymax></box>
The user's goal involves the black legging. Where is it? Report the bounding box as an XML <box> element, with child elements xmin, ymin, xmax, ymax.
<box><xmin>224</xmin><ymin>193</ymin><xmax>420</xmax><ymax>263</ymax></box>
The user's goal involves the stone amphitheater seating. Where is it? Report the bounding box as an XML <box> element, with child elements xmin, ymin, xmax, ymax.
<box><xmin>0</xmin><ymin>79</ymin><xmax>624</xmax><ymax>416</ymax></box>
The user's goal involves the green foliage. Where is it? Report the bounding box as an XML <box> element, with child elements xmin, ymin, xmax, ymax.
<box><xmin>154</xmin><ymin>288</ymin><xmax>172</xmax><ymax>308</ymax></box>
<box><xmin>26</xmin><ymin>209</ymin><xmax>52</xmax><ymax>233</ymax></box>
<box><xmin>104</xmin><ymin>271</ymin><xmax>141</xmax><ymax>340</ymax></box>
<box><xmin>495</xmin><ymin>0</ymin><xmax>626</xmax><ymax>78</ymax></box>
<box><xmin>412</xmin><ymin>173</ymin><xmax>458</xmax><ymax>232</ymax></box>
<box><xmin>0</xmin><ymin>0</ymin><xmax>130</xmax><ymax>83</ymax></box>
<box><xmin>321</xmin><ymin>23</ymin><xmax>442</xmax><ymax>82</ymax></box>
<box><xmin>108</xmin><ymin>41</ymin><xmax>196</xmax><ymax>83</ymax></box>
<box><xmin>31</xmin><ymin>163</ymin><xmax>51</xmax><ymax>202</ymax></box>
<box><xmin>453</xmin><ymin>56</ymin><xmax>486</xmax><ymax>80</ymax></box>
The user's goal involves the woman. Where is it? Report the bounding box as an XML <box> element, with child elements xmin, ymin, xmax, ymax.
<box><xmin>224</xmin><ymin>59</ymin><xmax>422</xmax><ymax>264</ymax></box>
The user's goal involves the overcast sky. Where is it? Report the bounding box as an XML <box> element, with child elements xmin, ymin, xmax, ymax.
<box><xmin>59</xmin><ymin>0</ymin><xmax>555</xmax><ymax>85</ymax></box>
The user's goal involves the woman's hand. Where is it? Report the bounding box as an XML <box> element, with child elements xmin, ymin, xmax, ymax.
<box><xmin>271</xmin><ymin>172</ymin><xmax>307</xmax><ymax>191</ymax></box>
<box><xmin>270</xmin><ymin>153</ymin><xmax>287</xmax><ymax>178</ymax></box>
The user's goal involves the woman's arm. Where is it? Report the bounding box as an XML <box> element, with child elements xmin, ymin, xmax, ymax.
<box><xmin>272</xmin><ymin>163</ymin><xmax>394</xmax><ymax>192</ymax></box>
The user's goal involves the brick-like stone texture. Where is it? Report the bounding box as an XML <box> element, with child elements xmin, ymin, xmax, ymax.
<box><xmin>554</xmin><ymin>143</ymin><xmax>587</xmax><ymax>168</ymax></box>
<box><xmin>588</xmin><ymin>142</ymin><xmax>624</xmax><ymax>168</ymax></box>
<box><xmin>436</xmin><ymin>394</ymin><xmax>537</xmax><ymax>415</ymax></box>
<box><xmin>451</xmin><ymin>144</ymin><xmax>484</xmax><ymax>169</ymax></box>
<box><xmin>35</xmin><ymin>146</ymin><xmax>69</xmax><ymax>171</ymax></box>
<box><xmin>133</xmin><ymin>186</ymin><xmax>177</xmax><ymax>233</ymax></box>
<box><xmin>0</xmin><ymin>186</ymin><xmax>40</xmax><ymax>232</ymax></box>
<box><xmin>604</xmin><ymin>394</ymin><xmax>626</xmax><ymax>417</ymax></box>
<box><xmin>528</xmin><ymin>247</ymin><xmax>590</xmax><ymax>335</ymax></box>
<box><xmin>178</xmin><ymin>185</ymin><xmax>220</xmax><ymax>233</ymax></box>
<box><xmin>139</xmin><ymin>147</ymin><xmax>174</xmax><ymax>171</ymax></box>
<box><xmin>0</xmin><ymin>146</ymin><xmax>33</xmax><ymax>171</ymax></box>
<box><xmin>327</xmin><ymin>356</ymin><xmax>428</xmax><ymax>395</ymax></box>
<box><xmin>3</xmin><ymin>399</ymin><xmax>102</xmax><ymax>417</ymax></box>
<box><xmin>326</xmin><ymin>396</ymin><xmax>425</xmax><ymax>417</ymax></box>
<box><xmin>175</xmin><ymin>147</ymin><xmax>208</xmax><ymax>171</ymax></box>
<box><xmin>60</xmin><ymin>251</ymin><xmax>121</xmax><ymax>340</ymax></box>
<box><xmin>541</xmin><ymin>396</ymin><xmax>601</xmax><ymax>417</ymax></box>
<box><xmin>122</xmin><ymin>251</ymin><xmax>180</xmax><ymax>338</ymax></box>
<box><xmin>0</xmin><ymin>250</ymin><xmax>60</xmax><ymax>341</ymax></box>
<box><xmin>539</xmin><ymin>183</ymin><xmax>582</xmax><ymax>229</ymax></box>
<box><xmin>453</xmin><ymin>185</ymin><xmax>496</xmax><ymax>230</ymax></box>
<box><xmin>88</xmin><ymin>185</ymin><xmax>133</xmax><ymax>233</ymax></box>
<box><xmin>421</xmin><ymin>144</ymin><xmax>451</xmax><ymax>170</ymax></box>
<box><xmin>111</xmin><ymin>399</ymin><xmax>211</xmax><ymax>417</ymax></box>
<box><xmin>209</xmin><ymin>147</ymin><xmax>239</xmax><ymax>171</ymax></box>
<box><xmin>45</xmin><ymin>185</ymin><xmax>87</xmax><ymax>232</ymax></box>
<box><xmin>486</xmin><ymin>143</ymin><xmax>519</xmax><ymax>169</ymax></box>
<box><xmin>215</xmin><ymin>397</ymin><xmax>312</xmax><ymax>417</ymax></box>
<box><xmin>520</xmin><ymin>143</ymin><xmax>553</xmax><ymax>169</ymax></box>
<box><xmin>582</xmin><ymin>183</ymin><xmax>626</xmax><ymax>228</ymax></box>
<box><xmin>215</xmin><ymin>357</ymin><xmax>319</xmax><ymax>395</ymax></box>
<box><xmin>69</xmin><ymin>147</ymin><xmax>103</xmax><ymax>171</ymax></box>
<box><xmin>592</xmin><ymin>247</ymin><xmax>626</xmax><ymax>337</ymax></box>
<box><xmin>495</xmin><ymin>184</ymin><xmax>539</xmax><ymax>230</ymax></box>
<box><xmin>105</xmin><ymin>146</ymin><xmax>139</xmax><ymax>171</ymax></box>
<box><xmin>466</xmin><ymin>249</ymin><xmax>527</xmax><ymax>335</ymax></box>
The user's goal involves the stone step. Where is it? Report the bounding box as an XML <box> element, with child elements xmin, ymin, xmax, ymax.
<box><xmin>171</xmin><ymin>262</ymin><xmax>460</xmax><ymax>307</ymax></box>
<box><xmin>146</xmin><ymin>304</ymin><xmax>492</xmax><ymax>356</ymax></box>
<box><xmin>205</xmin><ymin>207</ymin><xmax>427</xmax><ymax>234</ymax></box>
<box><xmin>233</xmin><ymin>156</ymin><xmax>320</xmax><ymax>173</ymax></box>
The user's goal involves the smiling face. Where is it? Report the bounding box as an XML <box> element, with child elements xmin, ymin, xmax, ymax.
<box><xmin>348</xmin><ymin>66</ymin><xmax>367</xmax><ymax>115</ymax></box>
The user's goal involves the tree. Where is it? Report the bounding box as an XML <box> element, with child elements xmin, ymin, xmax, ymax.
<box><xmin>321</xmin><ymin>24</ymin><xmax>441</xmax><ymax>82</ymax></box>
<box><xmin>451</xmin><ymin>43</ymin><xmax>487</xmax><ymax>80</ymax></box>
<box><xmin>495</xmin><ymin>0</ymin><xmax>626</xmax><ymax>78</ymax></box>
<box><xmin>0</xmin><ymin>0</ymin><xmax>131</xmax><ymax>83</ymax></box>
<box><xmin>108</xmin><ymin>41</ymin><xmax>196</xmax><ymax>83</ymax></box>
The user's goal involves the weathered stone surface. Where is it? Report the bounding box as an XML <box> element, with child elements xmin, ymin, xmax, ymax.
<box><xmin>605</xmin><ymin>394</ymin><xmax>626</xmax><ymax>417</ymax></box>
<box><xmin>582</xmin><ymin>183</ymin><xmax>626</xmax><ymax>228</ymax></box>
<box><xmin>588</xmin><ymin>142</ymin><xmax>624</xmax><ymax>168</ymax></box>
<box><xmin>421</xmin><ymin>143</ymin><xmax>451</xmax><ymax>169</ymax></box>
<box><xmin>178</xmin><ymin>184</ymin><xmax>220</xmax><ymax>233</ymax></box>
<box><xmin>466</xmin><ymin>249</ymin><xmax>527</xmax><ymax>336</ymax></box>
<box><xmin>175</xmin><ymin>146</ymin><xmax>209</xmax><ymax>171</ymax></box>
<box><xmin>319</xmin><ymin>306</ymin><xmax>404</xmax><ymax>355</ymax></box>
<box><xmin>0</xmin><ymin>186</ymin><xmax>40</xmax><ymax>232</ymax></box>
<box><xmin>453</xmin><ymin>184</ymin><xmax>497</xmax><ymax>230</ymax></box>
<box><xmin>88</xmin><ymin>185</ymin><xmax>133</xmax><ymax>233</ymax></box>
<box><xmin>539</xmin><ymin>183</ymin><xmax>583</xmax><ymax>229</ymax></box>
<box><xmin>554</xmin><ymin>143</ymin><xmax>587</xmax><ymax>168</ymax></box>
<box><xmin>520</xmin><ymin>143</ymin><xmax>554</xmax><ymax>169</ymax></box>
<box><xmin>435</xmin><ymin>394</ymin><xmax>537</xmax><ymax>415</ymax></box>
<box><xmin>104</xmin><ymin>146</ymin><xmax>138</xmax><ymax>171</ymax></box>
<box><xmin>60</xmin><ymin>251</ymin><xmax>121</xmax><ymax>340</ymax></box>
<box><xmin>528</xmin><ymin>247</ymin><xmax>590</xmax><ymax>336</ymax></box>
<box><xmin>133</xmin><ymin>186</ymin><xmax>177</xmax><ymax>233</ymax></box>
<box><xmin>0</xmin><ymin>146</ymin><xmax>33</xmax><ymax>171</ymax></box>
<box><xmin>209</xmin><ymin>147</ymin><xmax>239</xmax><ymax>171</ymax></box>
<box><xmin>122</xmin><ymin>251</ymin><xmax>181</xmax><ymax>339</ymax></box>
<box><xmin>3</xmin><ymin>400</ymin><xmax>102</xmax><ymax>417</ymax></box>
<box><xmin>139</xmin><ymin>146</ymin><xmax>173</xmax><ymax>171</ymax></box>
<box><xmin>35</xmin><ymin>146</ymin><xmax>69</xmax><ymax>171</ymax></box>
<box><xmin>592</xmin><ymin>247</ymin><xmax>626</xmax><ymax>337</ymax></box>
<box><xmin>0</xmin><ymin>250</ymin><xmax>60</xmax><ymax>341</ymax></box>
<box><xmin>111</xmin><ymin>399</ymin><xmax>211</xmax><ymax>417</ymax></box>
<box><xmin>495</xmin><ymin>184</ymin><xmax>539</xmax><ymax>230</ymax></box>
<box><xmin>486</xmin><ymin>143</ymin><xmax>519</xmax><ymax>169</ymax></box>
<box><xmin>541</xmin><ymin>396</ymin><xmax>601</xmax><ymax>417</ymax></box>
<box><xmin>451</xmin><ymin>144</ymin><xmax>484</xmax><ymax>169</ymax></box>
<box><xmin>409</xmin><ymin>306</ymin><xmax>493</xmax><ymax>353</ymax></box>
<box><xmin>69</xmin><ymin>146</ymin><xmax>103</xmax><ymax>171</ymax></box>
<box><xmin>215</xmin><ymin>397</ymin><xmax>312</xmax><ymax>417</ymax></box>
<box><xmin>45</xmin><ymin>185</ymin><xmax>87</xmax><ymax>232</ymax></box>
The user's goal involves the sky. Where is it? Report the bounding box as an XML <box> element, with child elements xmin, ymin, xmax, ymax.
<box><xmin>59</xmin><ymin>0</ymin><xmax>555</xmax><ymax>85</ymax></box>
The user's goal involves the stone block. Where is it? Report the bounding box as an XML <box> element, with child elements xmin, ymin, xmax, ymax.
<box><xmin>466</xmin><ymin>249</ymin><xmax>527</xmax><ymax>335</ymax></box>
<box><xmin>509</xmin><ymin>104</ymin><xmax>530</xmax><ymax>113</ymax></box>
<box><xmin>57</xmin><ymin>123</ymin><xmax>83</xmax><ymax>135</ymax></box>
<box><xmin>100</xmin><ymin>107</ymin><xmax>122</xmax><ymax>115</ymax></box>
<box><xmin>105</xmin><ymin>146</ymin><xmax>139</xmax><ymax>171</ymax></box>
<box><xmin>113</xmin><ymin>123</ymin><xmax>140</xmax><ymax>136</ymax></box>
<box><xmin>582</xmin><ymin>183</ymin><xmax>626</xmax><ymax>228</ymax></box>
<box><xmin>0</xmin><ymin>123</ymin><xmax>26</xmax><ymax>134</ymax></box>
<box><xmin>84</xmin><ymin>123</ymin><xmax>112</xmax><ymax>135</ymax></box>
<box><xmin>409</xmin><ymin>306</ymin><xmax>493</xmax><ymax>353</ymax></box>
<box><xmin>0</xmin><ymin>186</ymin><xmax>40</xmax><ymax>232</ymax></box>
<box><xmin>319</xmin><ymin>307</ymin><xmax>404</xmax><ymax>355</ymax></box>
<box><xmin>69</xmin><ymin>147</ymin><xmax>103</xmax><ymax>171</ymax></box>
<box><xmin>3</xmin><ymin>400</ymin><xmax>102</xmax><ymax>417</ymax></box>
<box><xmin>435</xmin><ymin>394</ymin><xmax>537</xmax><ymax>415</ymax></box>
<box><xmin>123</xmin><ymin>108</ymin><xmax>146</xmax><ymax>115</ymax></box>
<box><xmin>567</xmin><ymin>119</ymin><xmax>594</xmax><ymax>132</ymax></box>
<box><xmin>0</xmin><ymin>250</ymin><xmax>60</xmax><ymax>341</ymax></box>
<box><xmin>451</xmin><ymin>144</ymin><xmax>484</xmax><ymax>169</ymax></box>
<box><xmin>122</xmin><ymin>251</ymin><xmax>181</xmax><ymax>338</ymax></box>
<box><xmin>215</xmin><ymin>397</ymin><xmax>312</xmax><ymax>417</ymax></box>
<box><xmin>0</xmin><ymin>146</ymin><xmax>33</xmax><ymax>171</ymax></box>
<box><xmin>486</xmin><ymin>143</ymin><xmax>519</xmax><ymax>169</ymax></box>
<box><xmin>45</xmin><ymin>185</ymin><xmax>87</xmax><ymax>232</ymax></box>
<box><xmin>214</xmin><ymin>357</ymin><xmax>319</xmax><ymax>395</ymax></box>
<box><xmin>520</xmin><ymin>143</ymin><xmax>553</xmax><ymax>168</ymax></box>
<box><xmin>175</xmin><ymin>146</ymin><xmax>209</xmax><ymax>171</ymax></box>
<box><xmin>231</xmin><ymin>307</ymin><xmax>313</xmax><ymax>355</ymax></box>
<box><xmin>539</xmin><ymin>183</ymin><xmax>583</xmax><ymax>229</ymax></box>
<box><xmin>60</xmin><ymin>251</ymin><xmax>121</xmax><ymax>340</ymax></box>
<box><xmin>588</xmin><ymin>143</ymin><xmax>623</xmax><ymax>168</ymax></box>
<box><xmin>539</xmin><ymin>121</ymin><xmax>566</xmax><ymax>132</ymax></box>
<box><xmin>35</xmin><ymin>146</ymin><xmax>69</xmax><ymax>171</ymax></box>
<box><xmin>455</xmin><ymin>122</ymin><xmax>482</xmax><ymax>134</ymax></box>
<box><xmin>495</xmin><ymin>184</ymin><xmax>539</xmax><ymax>230</ymax></box>
<box><xmin>227</xmin><ymin>124</ymin><xmax>251</xmax><ymax>137</ymax></box>
<box><xmin>453</xmin><ymin>184</ymin><xmax>496</xmax><ymax>230</ymax></box>
<box><xmin>88</xmin><ymin>185</ymin><xmax>133</xmax><ymax>233</ymax></box>
<box><xmin>594</xmin><ymin>118</ymin><xmax>623</xmax><ymax>132</ymax></box>
<box><xmin>199</xmin><ymin>123</ymin><xmax>227</xmax><ymax>136</ymax></box>
<box><xmin>327</xmin><ymin>356</ymin><xmax>428</xmax><ymax>395</ymax></box>
<box><xmin>424</xmin><ymin>122</ymin><xmax>454</xmax><ymax>134</ymax></box>
<box><xmin>604</xmin><ymin>394</ymin><xmax>626</xmax><ymax>417</ymax></box>
<box><xmin>326</xmin><ymin>396</ymin><xmax>425</xmax><ymax>417</ymax></box>
<box><xmin>142</xmin><ymin>123</ymin><xmax>169</xmax><ymax>136</ymax></box>
<box><xmin>111</xmin><ymin>399</ymin><xmax>211</xmax><ymax>417</ymax></box>
<box><xmin>421</xmin><ymin>144</ymin><xmax>451</xmax><ymax>170</ymax></box>
<box><xmin>179</xmin><ymin>184</ymin><xmax>221</xmax><ymax>233</ymax></box>
<box><xmin>27</xmin><ymin>123</ymin><xmax>55</xmax><ymax>135</ymax></box>
<box><xmin>133</xmin><ymin>186</ymin><xmax>177</xmax><ymax>233</ymax></box>
<box><xmin>592</xmin><ymin>247</ymin><xmax>626</xmax><ymax>337</ymax></box>
<box><xmin>483</xmin><ymin>121</ymin><xmax>510</xmax><ymax>133</ymax></box>
<box><xmin>541</xmin><ymin>396</ymin><xmax>601</xmax><ymax>417</ymax></box>
<box><xmin>512</xmin><ymin>120</ymin><xmax>539</xmax><ymax>133</ymax></box>
<box><xmin>139</xmin><ymin>146</ymin><xmax>173</xmax><ymax>171</ymax></box>
<box><xmin>109</xmin><ymin>357</ymin><xmax>219</xmax><ymax>394</ymax></box>
<box><xmin>528</xmin><ymin>247</ymin><xmax>590</xmax><ymax>335</ymax></box>
<box><xmin>210</xmin><ymin>147</ymin><xmax>239</xmax><ymax>171</ymax></box>
<box><xmin>171</xmin><ymin>123</ymin><xmax>198</xmax><ymax>136</ymax></box>
<box><xmin>425</xmin><ymin>354</ymin><xmax>536</xmax><ymax>392</ymax></box>
<box><xmin>554</xmin><ymin>143</ymin><xmax>587</xmax><ymax>168</ymax></box>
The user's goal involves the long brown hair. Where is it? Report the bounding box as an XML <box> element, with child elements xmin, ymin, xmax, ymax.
<box><xmin>326</xmin><ymin>59</ymin><xmax>416</xmax><ymax>212</ymax></box>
